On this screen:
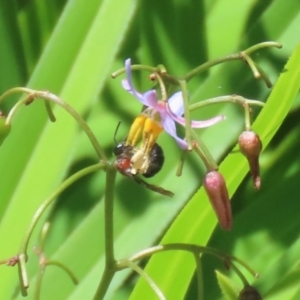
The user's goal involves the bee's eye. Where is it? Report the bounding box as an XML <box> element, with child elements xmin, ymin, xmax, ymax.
<box><xmin>113</xmin><ymin>143</ymin><xmax>125</xmax><ymax>156</ymax></box>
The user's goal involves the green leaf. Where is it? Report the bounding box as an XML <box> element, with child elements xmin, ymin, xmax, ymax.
<box><xmin>215</xmin><ymin>270</ymin><xmax>238</xmax><ymax>300</ymax></box>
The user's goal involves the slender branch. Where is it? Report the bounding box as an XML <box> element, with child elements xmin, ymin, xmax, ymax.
<box><xmin>183</xmin><ymin>41</ymin><xmax>281</xmax><ymax>83</ymax></box>
<box><xmin>119</xmin><ymin>243</ymin><xmax>257</xmax><ymax>280</ymax></box>
<box><xmin>18</xmin><ymin>163</ymin><xmax>105</xmax><ymax>256</ymax></box>
<box><xmin>125</xmin><ymin>260</ymin><xmax>166</xmax><ymax>300</ymax></box>
<box><xmin>189</xmin><ymin>95</ymin><xmax>265</xmax><ymax>111</ymax></box>
<box><xmin>1</xmin><ymin>87</ymin><xmax>107</xmax><ymax>161</ymax></box>
<box><xmin>193</xmin><ymin>253</ymin><xmax>204</xmax><ymax>300</ymax></box>
<box><xmin>191</xmin><ymin>130</ymin><xmax>218</xmax><ymax>171</ymax></box>
<box><xmin>46</xmin><ymin>261</ymin><xmax>79</xmax><ymax>285</ymax></box>
<box><xmin>93</xmin><ymin>166</ymin><xmax>118</xmax><ymax>299</ymax></box>
<box><xmin>178</xmin><ymin>80</ymin><xmax>193</xmax><ymax>150</ymax></box>
<box><xmin>183</xmin><ymin>53</ymin><xmax>243</xmax><ymax>82</ymax></box>
<box><xmin>104</xmin><ymin>166</ymin><xmax>117</xmax><ymax>264</ymax></box>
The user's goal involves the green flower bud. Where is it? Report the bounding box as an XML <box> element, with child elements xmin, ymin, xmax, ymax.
<box><xmin>203</xmin><ymin>171</ymin><xmax>232</xmax><ymax>230</ymax></box>
<box><xmin>238</xmin><ymin>285</ymin><xmax>262</xmax><ymax>300</ymax></box>
<box><xmin>238</xmin><ymin>131</ymin><xmax>262</xmax><ymax>190</ymax></box>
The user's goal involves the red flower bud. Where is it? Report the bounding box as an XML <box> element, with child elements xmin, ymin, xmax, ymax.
<box><xmin>238</xmin><ymin>131</ymin><xmax>262</xmax><ymax>190</ymax></box>
<box><xmin>238</xmin><ymin>285</ymin><xmax>262</xmax><ymax>300</ymax></box>
<box><xmin>203</xmin><ymin>171</ymin><xmax>232</xmax><ymax>230</ymax></box>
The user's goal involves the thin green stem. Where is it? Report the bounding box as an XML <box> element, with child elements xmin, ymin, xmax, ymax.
<box><xmin>18</xmin><ymin>163</ymin><xmax>105</xmax><ymax>257</ymax></box>
<box><xmin>121</xmin><ymin>243</ymin><xmax>257</xmax><ymax>278</ymax></box>
<box><xmin>33</xmin><ymin>265</ymin><xmax>45</xmax><ymax>300</ymax></box>
<box><xmin>46</xmin><ymin>260</ymin><xmax>79</xmax><ymax>285</ymax></box>
<box><xmin>193</xmin><ymin>253</ymin><xmax>204</xmax><ymax>300</ymax></box>
<box><xmin>178</xmin><ymin>80</ymin><xmax>193</xmax><ymax>150</ymax></box>
<box><xmin>183</xmin><ymin>41</ymin><xmax>281</xmax><ymax>83</ymax></box>
<box><xmin>191</xmin><ymin>130</ymin><xmax>218</xmax><ymax>171</ymax></box>
<box><xmin>93</xmin><ymin>267</ymin><xmax>116</xmax><ymax>300</ymax></box>
<box><xmin>1</xmin><ymin>87</ymin><xmax>107</xmax><ymax>161</ymax></box>
<box><xmin>176</xmin><ymin>150</ymin><xmax>187</xmax><ymax>177</ymax></box>
<box><xmin>183</xmin><ymin>53</ymin><xmax>242</xmax><ymax>82</ymax></box>
<box><xmin>126</xmin><ymin>260</ymin><xmax>166</xmax><ymax>300</ymax></box>
<box><xmin>111</xmin><ymin>64</ymin><xmax>157</xmax><ymax>78</ymax></box>
<box><xmin>104</xmin><ymin>166</ymin><xmax>117</xmax><ymax>264</ymax></box>
<box><xmin>43</xmin><ymin>101</ymin><xmax>56</xmax><ymax>122</ymax></box>
<box><xmin>155</xmin><ymin>72</ymin><xmax>168</xmax><ymax>101</ymax></box>
<box><xmin>17</xmin><ymin>253</ymin><xmax>29</xmax><ymax>296</ymax></box>
<box><xmin>243</xmin><ymin>41</ymin><xmax>282</xmax><ymax>55</ymax></box>
<box><xmin>189</xmin><ymin>95</ymin><xmax>265</xmax><ymax>111</ymax></box>
<box><xmin>242</xmin><ymin>53</ymin><xmax>261</xmax><ymax>78</ymax></box>
<box><xmin>229</xmin><ymin>262</ymin><xmax>249</xmax><ymax>287</ymax></box>
<box><xmin>93</xmin><ymin>166</ymin><xmax>118</xmax><ymax>299</ymax></box>
<box><xmin>243</xmin><ymin>102</ymin><xmax>251</xmax><ymax>130</ymax></box>
<box><xmin>0</xmin><ymin>87</ymin><xmax>33</xmax><ymax>104</ymax></box>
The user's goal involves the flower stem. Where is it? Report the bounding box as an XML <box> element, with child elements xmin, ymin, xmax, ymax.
<box><xmin>93</xmin><ymin>165</ymin><xmax>117</xmax><ymax>299</ymax></box>
<box><xmin>178</xmin><ymin>80</ymin><xmax>193</xmax><ymax>150</ymax></box>
<box><xmin>126</xmin><ymin>260</ymin><xmax>166</xmax><ymax>300</ymax></box>
<box><xmin>193</xmin><ymin>253</ymin><xmax>204</xmax><ymax>300</ymax></box>
<box><xmin>243</xmin><ymin>41</ymin><xmax>282</xmax><ymax>55</ymax></box>
<box><xmin>183</xmin><ymin>41</ymin><xmax>281</xmax><ymax>83</ymax></box>
<box><xmin>104</xmin><ymin>166</ymin><xmax>117</xmax><ymax>265</ymax></box>
<box><xmin>189</xmin><ymin>95</ymin><xmax>265</xmax><ymax>111</ymax></box>
<box><xmin>191</xmin><ymin>130</ymin><xmax>218</xmax><ymax>171</ymax></box>
<box><xmin>46</xmin><ymin>260</ymin><xmax>79</xmax><ymax>285</ymax></box>
<box><xmin>1</xmin><ymin>87</ymin><xmax>107</xmax><ymax>161</ymax></box>
<box><xmin>18</xmin><ymin>163</ymin><xmax>105</xmax><ymax>257</ymax></box>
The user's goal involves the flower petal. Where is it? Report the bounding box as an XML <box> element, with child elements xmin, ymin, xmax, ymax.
<box><xmin>168</xmin><ymin>92</ymin><xmax>184</xmax><ymax>116</ymax></box>
<box><xmin>161</xmin><ymin>113</ymin><xmax>188</xmax><ymax>149</ymax></box>
<box><xmin>167</xmin><ymin>105</ymin><xmax>225</xmax><ymax>128</ymax></box>
<box><xmin>123</xmin><ymin>59</ymin><xmax>147</xmax><ymax>103</ymax></box>
<box><xmin>143</xmin><ymin>90</ymin><xmax>159</xmax><ymax>108</ymax></box>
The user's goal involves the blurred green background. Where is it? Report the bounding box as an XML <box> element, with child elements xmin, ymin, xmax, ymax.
<box><xmin>0</xmin><ymin>0</ymin><xmax>300</xmax><ymax>299</ymax></box>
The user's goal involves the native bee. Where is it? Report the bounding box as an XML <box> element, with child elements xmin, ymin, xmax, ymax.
<box><xmin>113</xmin><ymin>141</ymin><xmax>173</xmax><ymax>197</ymax></box>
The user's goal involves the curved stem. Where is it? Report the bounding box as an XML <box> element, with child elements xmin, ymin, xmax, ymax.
<box><xmin>119</xmin><ymin>243</ymin><xmax>257</xmax><ymax>280</ymax></box>
<box><xmin>183</xmin><ymin>41</ymin><xmax>281</xmax><ymax>83</ymax></box>
<box><xmin>243</xmin><ymin>41</ymin><xmax>282</xmax><ymax>55</ymax></box>
<box><xmin>183</xmin><ymin>53</ymin><xmax>242</xmax><ymax>82</ymax></box>
<box><xmin>1</xmin><ymin>87</ymin><xmax>107</xmax><ymax>161</ymax></box>
<box><xmin>126</xmin><ymin>260</ymin><xmax>166</xmax><ymax>300</ymax></box>
<box><xmin>228</xmin><ymin>262</ymin><xmax>249</xmax><ymax>287</ymax></box>
<box><xmin>111</xmin><ymin>64</ymin><xmax>157</xmax><ymax>79</ymax></box>
<box><xmin>46</xmin><ymin>260</ymin><xmax>79</xmax><ymax>285</ymax></box>
<box><xmin>18</xmin><ymin>163</ymin><xmax>105</xmax><ymax>257</ymax></box>
<box><xmin>189</xmin><ymin>95</ymin><xmax>265</xmax><ymax>112</ymax></box>
<box><xmin>191</xmin><ymin>130</ymin><xmax>218</xmax><ymax>171</ymax></box>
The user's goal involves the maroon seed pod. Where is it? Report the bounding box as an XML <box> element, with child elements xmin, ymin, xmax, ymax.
<box><xmin>238</xmin><ymin>131</ymin><xmax>262</xmax><ymax>190</ymax></box>
<box><xmin>203</xmin><ymin>171</ymin><xmax>232</xmax><ymax>230</ymax></box>
<box><xmin>238</xmin><ymin>285</ymin><xmax>262</xmax><ymax>300</ymax></box>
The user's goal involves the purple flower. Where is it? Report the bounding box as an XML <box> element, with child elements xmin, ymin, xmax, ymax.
<box><xmin>122</xmin><ymin>58</ymin><xmax>225</xmax><ymax>149</ymax></box>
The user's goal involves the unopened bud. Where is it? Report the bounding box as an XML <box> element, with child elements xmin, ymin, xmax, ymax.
<box><xmin>238</xmin><ymin>131</ymin><xmax>262</xmax><ymax>190</ymax></box>
<box><xmin>203</xmin><ymin>171</ymin><xmax>232</xmax><ymax>230</ymax></box>
<box><xmin>238</xmin><ymin>285</ymin><xmax>262</xmax><ymax>300</ymax></box>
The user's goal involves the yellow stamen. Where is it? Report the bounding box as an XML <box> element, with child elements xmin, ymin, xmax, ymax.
<box><xmin>142</xmin><ymin>118</ymin><xmax>163</xmax><ymax>153</ymax></box>
<box><xmin>126</xmin><ymin>114</ymin><xmax>147</xmax><ymax>146</ymax></box>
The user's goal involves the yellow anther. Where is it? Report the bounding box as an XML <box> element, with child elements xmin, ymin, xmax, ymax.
<box><xmin>126</xmin><ymin>114</ymin><xmax>147</xmax><ymax>146</ymax></box>
<box><xmin>142</xmin><ymin>118</ymin><xmax>163</xmax><ymax>153</ymax></box>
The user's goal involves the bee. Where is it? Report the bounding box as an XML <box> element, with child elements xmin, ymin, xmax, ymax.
<box><xmin>113</xmin><ymin>141</ymin><xmax>173</xmax><ymax>197</ymax></box>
